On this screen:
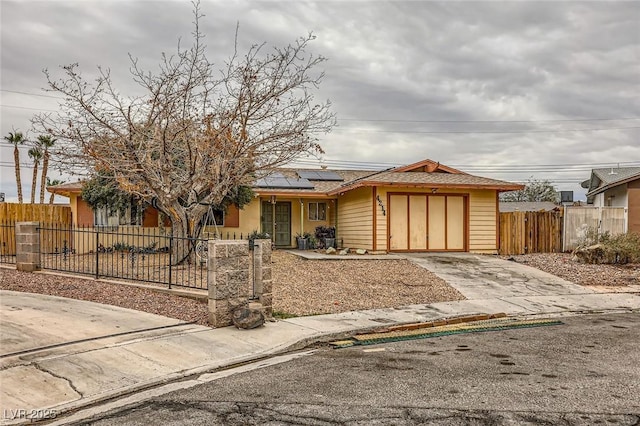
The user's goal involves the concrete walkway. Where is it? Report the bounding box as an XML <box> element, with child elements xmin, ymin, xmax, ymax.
<box><xmin>1</xmin><ymin>254</ymin><xmax>640</xmax><ymax>425</ymax></box>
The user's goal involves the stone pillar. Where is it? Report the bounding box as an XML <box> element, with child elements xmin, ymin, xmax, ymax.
<box><xmin>207</xmin><ymin>240</ymin><xmax>250</xmax><ymax>327</ymax></box>
<box><xmin>253</xmin><ymin>239</ymin><xmax>273</xmax><ymax>317</ymax></box>
<box><xmin>16</xmin><ymin>222</ymin><xmax>40</xmax><ymax>272</ymax></box>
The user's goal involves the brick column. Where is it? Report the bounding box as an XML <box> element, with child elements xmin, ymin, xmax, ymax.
<box><xmin>16</xmin><ymin>222</ymin><xmax>40</xmax><ymax>272</ymax></box>
<box><xmin>207</xmin><ymin>240</ymin><xmax>251</xmax><ymax>327</ymax></box>
<box><xmin>253</xmin><ymin>239</ymin><xmax>273</xmax><ymax>317</ymax></box>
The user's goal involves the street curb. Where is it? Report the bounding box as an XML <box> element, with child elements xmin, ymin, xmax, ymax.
<box><xmin>7</xmin><ymin>308</ymin><xmax>640</xmax><ymax>426</ymax></box>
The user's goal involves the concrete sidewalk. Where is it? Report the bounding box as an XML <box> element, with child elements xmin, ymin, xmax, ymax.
<box><xmin>2</xmin><ymin>254</ymin><xmax>640</xmax><ymax>425</ymax></box>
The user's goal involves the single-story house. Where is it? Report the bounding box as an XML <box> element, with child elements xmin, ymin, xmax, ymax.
<box><xmin>49</xmin><ymin>159</ymin><xmax>523</xmax><ymax>253</ymax></box>
<box><xmin>581</xmin><ymin>166</ymin><xmax>640</xmax><ymax>234</ymax></box>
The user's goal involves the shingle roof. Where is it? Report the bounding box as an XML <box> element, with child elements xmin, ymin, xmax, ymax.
<box><xmin>48</xmin><ymin>161</ymin><xmax>524</xmax><ymax>198</ymax></box>
<box><xmin>592</xmin><ymin>167</ymin><xmax>640</xmax><ymax>186</ymax></box>
<box><xmin>254</xmin><ymin>169</ymin><xmax>378</xmax><ymax>195</ymax></box>
<box><xmin>327</xmin><ymin>171</ymin><xmax>523</xmax><ymax>194</ymax></box>
<box><xmin>586</xmin><ymin>167</ymin><xmax>640</xmax><ymax>197</ymax></box>
<box><xmin>47</xmin><ymin>181</ymin><xmax>84</xmax><ymax>196</ymax></box>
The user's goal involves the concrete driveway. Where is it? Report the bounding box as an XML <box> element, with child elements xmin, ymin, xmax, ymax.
<box><xmin>402</xmin><ymin>253</ymin><xmax>592</xmax><ymax>300</ymax></box>
<box><xmin>397</xmin><ymin>253</ymin><xmax>639</xmax><ymax>318</ymax></box>
<box><xmin>2</xmin><ymin>255</ymin><xmax>640</xmax><ymax>424</ymax></box>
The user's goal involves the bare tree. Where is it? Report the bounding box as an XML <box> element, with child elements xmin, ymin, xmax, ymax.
<box><xmin>33</xmin><ymin>3</ymin><xmax>335</xmax><ymax>263</ymax></box>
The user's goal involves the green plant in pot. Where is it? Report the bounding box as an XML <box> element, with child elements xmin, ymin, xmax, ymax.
<box><xmin>304</xmin><ymin>232</ymin><xmax>318</xmax><ymax>249</ymax></box>
<box><xmin>295</xmin><ymin>232</ymin><xmax>308</xmax><ymax>250</ymax></box>
<box><xmin>315</xmin><ymin>226</ymin><xmax>336</xmax><ymax>249</ymax></box>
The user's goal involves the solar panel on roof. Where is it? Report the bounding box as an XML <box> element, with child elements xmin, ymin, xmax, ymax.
<box><xmin>296</xmin><ymin>170</ymin><xmax>344</xmax><ymax>181</ymax></box>
<box><xmin>254</xmin><ymin>176</ymin><xmax>315</xmax><ymax>189</ymax></box>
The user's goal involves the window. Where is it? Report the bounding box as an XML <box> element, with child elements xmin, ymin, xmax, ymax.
<box><xmin>94</xmin><ymin>204</ymin><xmax>143</xmax><ymax>227</ymax></box>
<box><xmin>201</xmin><ymin>208</ymin><xmax>225</xmax><ymax>227</ymax></box>
<box><xmin>308</xmin><ymin>202</ymin><xmax>327</xmax><ymax>221</ymax></box>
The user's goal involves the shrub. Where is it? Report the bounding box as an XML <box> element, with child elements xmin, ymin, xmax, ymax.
<box><xmin>574</xmin><ymin>231</ymin><xmax>640</xmax><ymax>264</ymax></box>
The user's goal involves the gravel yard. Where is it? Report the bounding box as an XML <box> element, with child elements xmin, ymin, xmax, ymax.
<box><xmin>271</xmin><ymin>251</ymin><xmax>464</xmax><ymax>316</ymax></box>
<box><xmin>503</xmin><ymin>253</ymin><xmax>640</xmax><ymax>288</ymax></box>
<box><xmin>0</xmin><ymin>251</ymin><xmax>465</xmax><ymax>326</ymax></box>
<box><xmin>0</xmin><ymin>267</ymin><xmax>210</xmax><ymax>325</ymax></box>
<box><xmin>8</xmin><ymin>251</ymin><xmax>634</xmax><ymax>327</ymax></box>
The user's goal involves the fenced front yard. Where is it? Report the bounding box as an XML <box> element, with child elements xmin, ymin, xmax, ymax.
<box><xmin>0</xmin><ymin>221</ymin><xmax>208</xmax><ymax>290</ymax></box>
<box><xmin>39</xmin><ymin>223</ymin><xmax>208</xmax><ymax>289</ymax></box>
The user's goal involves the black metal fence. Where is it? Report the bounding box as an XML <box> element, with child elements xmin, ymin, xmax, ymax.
<box><xmin>37</xmin><ymin>223</ymin><xmax>208</xmax><ymax>290</ymax></box>
<box><xmin>0</xmin><ymin>220</ymin><xmax>16</xmax><ymax>264</ymax></box>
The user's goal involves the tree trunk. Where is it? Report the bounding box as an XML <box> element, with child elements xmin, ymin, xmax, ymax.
<box><xmin>39</xmin><ymin>151</ymin><xmax>49</xmax><ymax>204</ymax></box>
<box><xmin>49</xmin><ymin>193</ymin><xmax>55</xmax><ymax>204</ymax></box>
<box><xmin>30</xmin><ymin>162</ymin><xmax>39</xmax><ymax>204</ymax></box>
<box><xmin>14</xmin><ymin>147</ymin><xmax>23</xmax><ymax>204</ymax></box>
<box><xmin>165</xmin><ymin>204</ymin><xmax>197</xmax><ymax>266</ymax></box>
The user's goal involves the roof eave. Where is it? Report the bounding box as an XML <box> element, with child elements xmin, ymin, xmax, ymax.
<box><xmin>328</xmin><ymin>181</ymin><xmax>524</xmax><ymax>195</ymax></box>
<box><xmin>253</xmin><ymin>189</ymin><xmax>336</xmax><ymax>198</ymax></box>
<box><xmin>586</xmin><ymin>173</ymin><xmax>640</xmax><ymax>197</ymax></box>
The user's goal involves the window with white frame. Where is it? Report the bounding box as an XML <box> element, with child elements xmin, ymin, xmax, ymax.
<box><xmin>308</xmin><ymin>202</ymin><xmax>327</xmax><ymax>221</ymax></box>
<box><xmin>94</xmin><ymin>204</ymin><xmax>143</xmax><ymax>227</ymax></box>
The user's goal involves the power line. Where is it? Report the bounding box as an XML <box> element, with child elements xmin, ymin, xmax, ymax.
<box><xmin>292</xmin><ymin>157</ymin><xmax>640</xmax><ymax>169</ymax></box>
<box><xmin>0</xmin><ymin>104</ymin><xmax>58</xmax><ymax>112</ymax></box>
<box><xmin>1</xmin><ymin>89</ymin><xmax>62</xmax><ymax>99</ymax></box>
<box><xmin>334</xmin><ymin>126</ymin><xmax>640</xmax><ymax>134</ymax></box>
<box><xmin>339</xmin><ymin>117</ymin><xmax>640</xmax><ymax>123</ymax></box>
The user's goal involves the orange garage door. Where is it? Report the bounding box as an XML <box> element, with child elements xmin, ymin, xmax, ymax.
<box><xmin>388</xmin><ymin>194</ymin><xmax>466</xmax><ymax>251</ymax></box>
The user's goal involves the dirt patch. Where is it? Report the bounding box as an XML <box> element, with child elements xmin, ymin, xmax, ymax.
<box><xmin>502</xmin><ymin>253</ymin><xmax>640</xmax><ymax>287</ymax></box>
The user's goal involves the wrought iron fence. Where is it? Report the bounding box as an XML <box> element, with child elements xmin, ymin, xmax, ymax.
<box><xmin>0</xmin><ymin>220</ymin><xmax>16</xmax><ymax>264</ymax></box>
<box><xmin>37</xmin><ymin>223</ymin><xmax>207</xmax><ymax>290</ymax></box>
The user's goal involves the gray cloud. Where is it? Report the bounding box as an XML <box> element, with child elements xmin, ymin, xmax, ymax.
<box><xmin>1</xmin><ymin>0</ymin><xmax>639</xmax><ymax>202</ymax></box>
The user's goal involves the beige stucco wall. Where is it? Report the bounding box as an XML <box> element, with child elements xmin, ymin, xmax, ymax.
<box><xmin>207</xmin><ymin>196</ymin><xmax>335</xmax><ymax>247</ymax></box>
<box><xmin>368</xmin><ymin>186</ymin><xmax>499</xmax><ymax>253</ymax></box>
<box><xmin>336</xmin><ymin>187</ymin><xmax>374</xmax><ymax>250</ymax></box>
<box><xmin>204</xmin><ymin>197</ymin><xmax>262</xmax><ymax>239</ymax></box>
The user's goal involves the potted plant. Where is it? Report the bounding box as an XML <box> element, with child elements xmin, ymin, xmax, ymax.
<box><xmin>315</xmin><ymin>226</ymin><xmax>336</xmax><ymax>249</ymax></box>
<box><xmin>295</xmin><ymin>232</ymin><xmax>308</xmax><ymax>250</ymax></box>
<box><xmin>304</xmin><ymin>232</ymin><xmax>318</xmax><ymax>249</ymax></box>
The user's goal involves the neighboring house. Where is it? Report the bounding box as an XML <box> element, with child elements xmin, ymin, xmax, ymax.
<box><xmin>499</xmin><ymin>201</ymin><xmax>559</xmax><ymax>213</ymax></box>
<box><xmin>581</xmin><ymin>167</ymin><xmax>640</xmax><ymax>234</ymax></box>
<box><xmin>48</xmin><ymin>159</ymin><xmax>523</xmax><ymax>253</ymax></box>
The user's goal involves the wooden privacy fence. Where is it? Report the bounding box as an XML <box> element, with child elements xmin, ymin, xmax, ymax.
<box><xmin>499</xmin><ymin>210</ymin><xmax>563</xmax><ymax>255</ymax></box>
<box><xmin>0</xmin><ymin>203</ymin><xmax>72</xmax><ymax>255</ymax></box>
<box><xmin>0</xmin><ymin>203</ymin><xmax>72</xmax><ymax>223</ymax></box>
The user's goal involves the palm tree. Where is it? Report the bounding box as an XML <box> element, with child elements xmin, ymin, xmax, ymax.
<box><xmin>46</xmin><ymin>178</ymin><xmax>64</xmax><ymax>204</ymax></box>
<box><xmin>28</xmin><ymin>145</ymin><xmax>43</xmax><ymax>204</ymax></box>
<box><xmin>3</xmin><ymin>131</ymin><xmax>26</xmax><ymax>203</ymax></box>
<box><xmin>37</xmin><ymin>135</ymin><xmax>56</xmax><ymax>204</ymax></box>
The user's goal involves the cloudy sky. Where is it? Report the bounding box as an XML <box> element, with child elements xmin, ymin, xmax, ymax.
<box><xmin>1</xmin><ymin>0</ymin><xmax>639</xmax><ymax>203</ymax></box>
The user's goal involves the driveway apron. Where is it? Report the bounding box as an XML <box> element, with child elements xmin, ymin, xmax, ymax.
<box><xmin>401</xmin><ymin>253</ymin><xmax>594</xmax><ymax>300</ymax></box>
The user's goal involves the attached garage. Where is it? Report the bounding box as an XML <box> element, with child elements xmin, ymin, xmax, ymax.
<box><xmin>388</xmin><ymin>193</ymin><xmax>467</xmax><ymax>252</ymax></box>
<box><xmin>331</xmin><ymin>160</ymin><xmax>523</xmax><ymax>254</ymax></box>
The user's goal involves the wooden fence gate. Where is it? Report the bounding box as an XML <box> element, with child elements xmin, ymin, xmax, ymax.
<box><xmin>499</xmin><ymin>210</ymin><xmax>563</xmax><ymax>255</ymax></box>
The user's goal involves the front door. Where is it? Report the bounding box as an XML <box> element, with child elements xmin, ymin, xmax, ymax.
<box><xmin>261</xmin><ymin>201</ymin><xmax>291</xmax><ymax>246</ymax></box>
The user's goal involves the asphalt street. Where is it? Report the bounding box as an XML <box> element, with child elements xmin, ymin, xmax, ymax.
<box><xmin>77</xmin><ymin>313</ymin><xmax>640</xmax><ymax>425</ymax></box>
